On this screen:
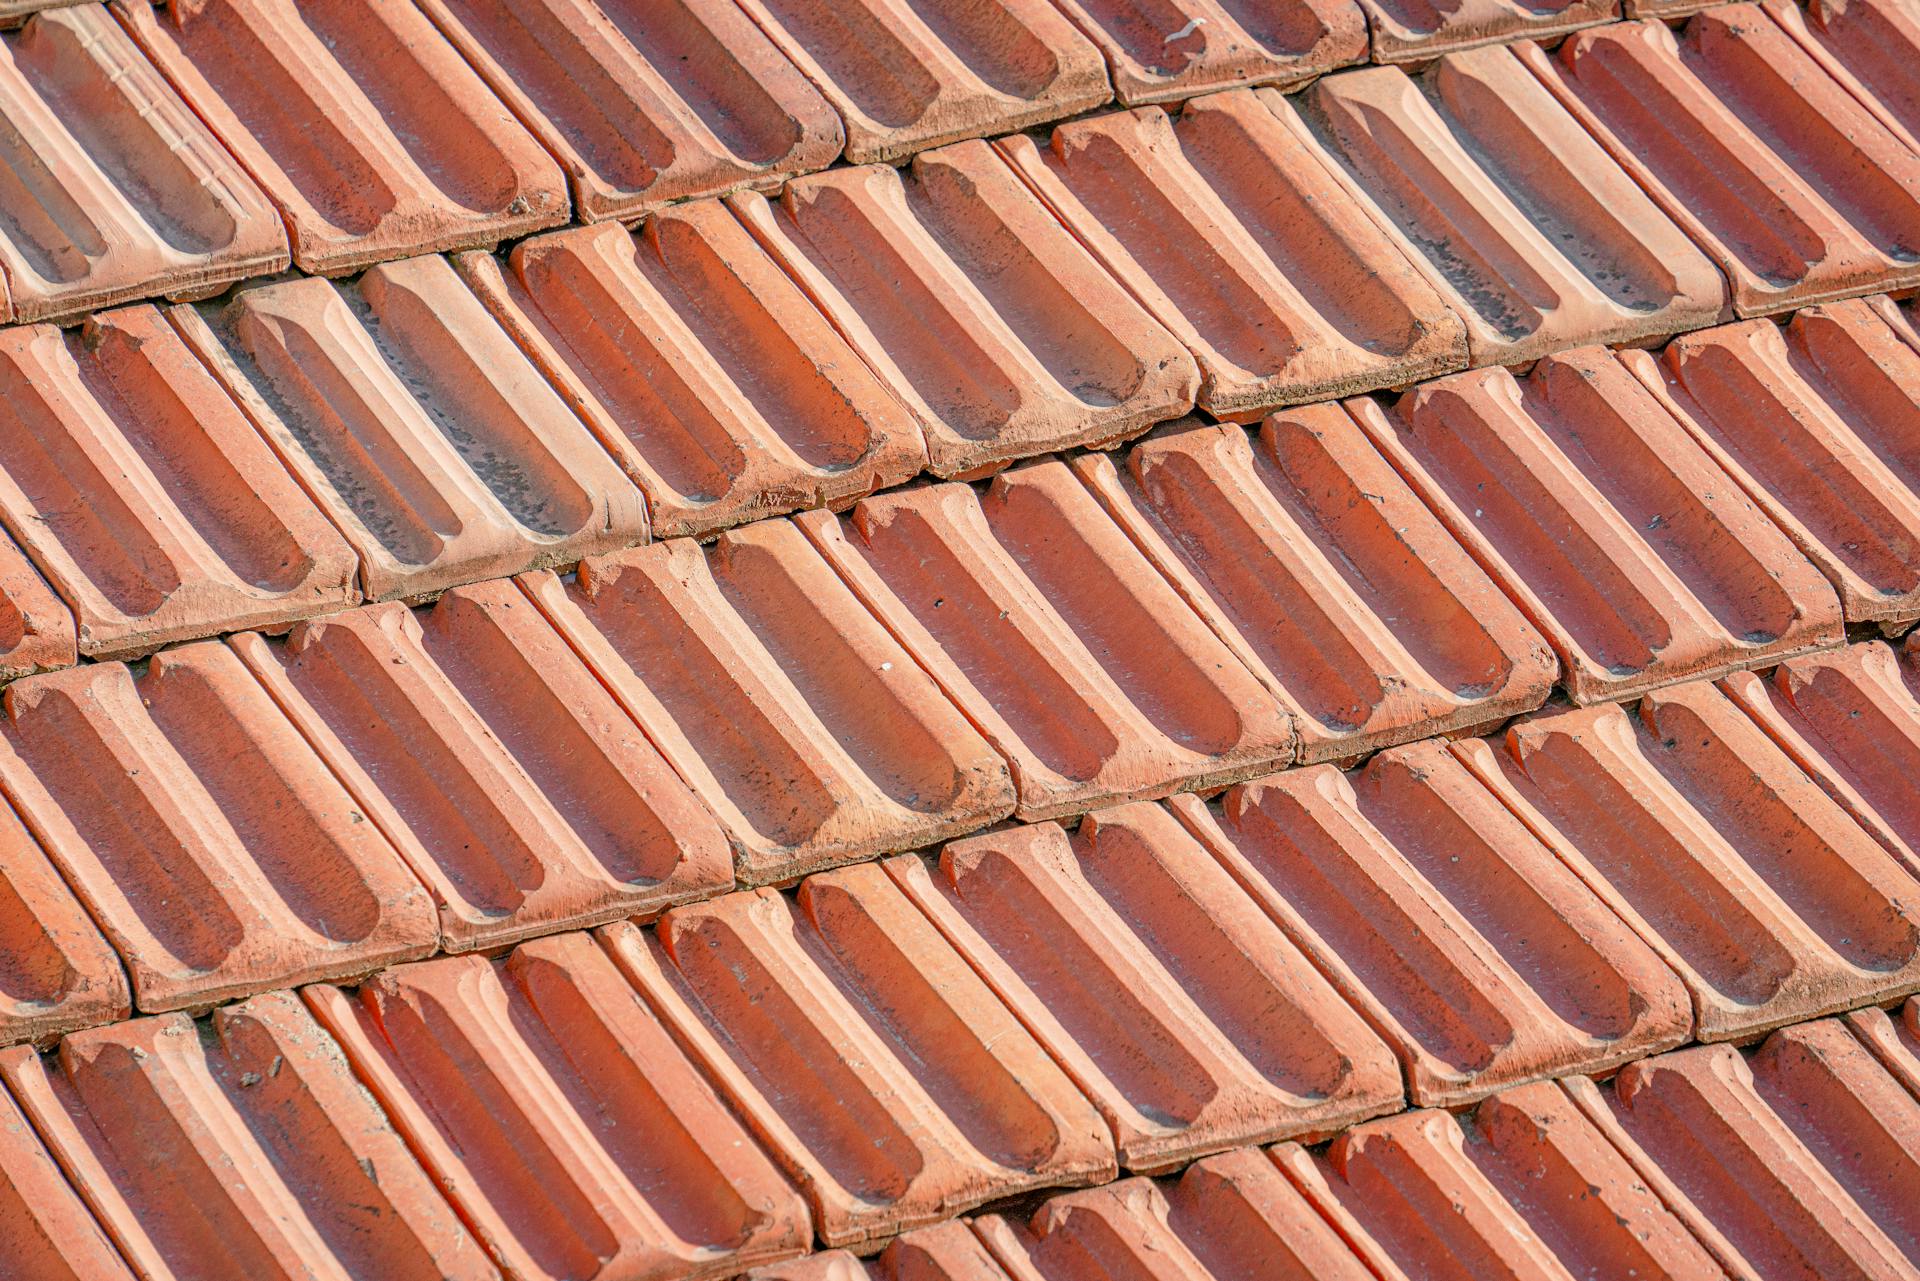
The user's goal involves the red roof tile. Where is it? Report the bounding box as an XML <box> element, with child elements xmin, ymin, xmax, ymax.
<box><xmin>1459</xmin><ymin>678</ymin><xmax>1920</xmax><ymax>1042</ymax></box>
<box><xmin>1533</xmin><ymin>10</ymin><xmax>1920</xmax><ymax>315</ymax></box>
<box><xmin>730</xmin><ymin>0</ymin><xmax>1112</xmax><ymax>164</ymax></box>
<box><xmin>0</xmin><ymin>0</ymin><xmax>87</xmax><ymax>25</ymax></box>
<box><xmin>523</xmin><ymin>524</ymin><xmax>1013</xmax><ymax>884</ymax></box>
<box><xmin>170</xmin><ymin>256</ymin><xmax>647</xmax><ymax>601</ymax></box>
<box><xmin>0</xmin><ymin>646</ymin><xmax>436</xmax><ymax>1012</ymax></box>
<box><xmin>2</xmin><ymin>990</ymin><xmax>495</xmax><ymax>1281</ymax></box>
<box><xmin>753</xmin><ymin>1222</ymin><xmax>1006</xmax><ymax>1280</ymax></box>
<box><xmin>1358</xmin><ymin>348</ymin><xmax>1844</xmax><ymax>704</ymax></box>
<box><xmin>233</xmin><ymin>585</ymin><xmax>732</xmax><ymax>950</ymax></box>
<box><xmin>0</xmin><ymin>790</ymin><xmax>126</xmax><ymax>1047</ymax></box>
<box><xmin>895</xmin><ymin>807</ymin><xmax>1401</xmax><ymax>1170</ymax></box>
<box><xmin>415</xmin><ymin>0</ymin><xmax>844</xmax><ymax>221</ymax></box>
<box><xmin>1183</xmin><ymin>739</ymin><xmax>1692</xmax><ymax>1106</ymax></box>
<box><xmin>1001</xmin><ymin>93</ymin><xmax>1465</xmax><ymax>417</ymax></box>
<box><xmin>310</xmin><ymin>933</ymin><xmax>812</xmax><ymax>1281</ymax></box>
<box><xmin>1048</xmin><ymin>0</ymin><xmax>1366</xmax><ymax>105</ymax></box>
<box><xmin>1297</xmin><ymin>45</ymin><xmax>1727</xmax><ymax>366</ymax></box>
<box><xmin>0</xmin><ymin>6</ymin><xmax>287</xmax><ymax>323</ymax></box>
<box><xmin>460</xmin><ymin>206</ymin><xmax>926</xmax><ymax>538</ymax></box>
<box><xmin>116</xmin><ymin>0</ymin><xmax>569</xmax><ymax>274</ymax></box>
<box><xmin>1075</xmin><ymin>411</ymin><xmax>1555</xmax><ymax>763</ymax></box>
<box><xmin>1776</xmin><ymin>0</ymin><xmax>1920</xmax><ymax>155</ymax></box>
<box><xmin>607</xmin><ymin>864</ymin><xmax>1115</xmax><ymax>1248</ymax></box>
<box><xmin>1848</xmin><ymin>998</ymin><xmax>1920</xmax><ymax>1099</ymax></box>
<box><xmin>734</xmin><ymin>142</ymin><xmax>1197</xmax><ymax>475</ymax></box>
<box><xmin>1356</xmin><ymin>0</ymin><xmax>1617</xmax><ymax>62</ymax></box>
<box><xmin>0</xmin><ymin>530</ymin><xmax>73</xmax><ymax>682</ymax></box>
<box><xmin>0</xmin><ymin>1073</ymin><xmax>132</xmax><ymax>1280</ymax></box>
<box><xmin>802</xmin><ymin>465</ymin><xmax>1295</xmax><ymax>817</ymax></box>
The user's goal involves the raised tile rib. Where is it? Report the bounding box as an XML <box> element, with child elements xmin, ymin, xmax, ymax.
<box><xmin>309</xmin><ymin>932</ymin><xmax>811</xmax><ymax>1281</ymax></box>
<box><xmin>1076</xmin><ymin>411</ymin><xmax>1554</xmax><ymax>764</ymax></box>
<box><xmin>1530</xmin><ymin>10</ymin><xmax>1920</xmax><ymax>316</ymax></box>
<box><xmin>1776</xmin><ymin>0</ymin><xmax>1920</xmax><ymax>155</ymax></box>
<box><xmin>460</xmin><ymin>206</ymin><xmax>925</xmax><ymax>539</ymax></box>
<box><xmin>735</xmin><ymin>142</ymin><xmax>1196</xmax><ymax>476</ymax></box>
<box><xmin>0</xmin><ymin>789</ymin><xmax>126</xmax><ymax>1046</ymax></box>
<box><xmin>0</xmin><ymin>6</ymin><xmax>285</xmax><ymax>323</ymax></box>
<box><xmin>1358</xmin><ymin>348</ymin><xmax>1843</xmax><ymax>704</ymax></box>
<box><xmin>0</xmin><ymin>530</ymin><xmax>73</xmax><ymax>682</ymax></box>
<box><xmin>750</xmin><ymin>1221</ymin><xmax>1009</xmax><ymax>1279</ymax></box>
<box><xmin>731</xmin><ymin>0</ymin><xmax>1110</xmax><ymax>164</ymax></box>
<box><xmin>1277</xmin><ymin>1080</ymin><xmax>1723</xmax><ymax>1281</ymax></box>
<box><xmin>0</xmin><ymin>648</ymin><xmax>436</xmax><ymax>1012</ymax></box>
<box><xmin>2</xmin><ymin>990</ymin><xmax>496</xmax><ymax>1281</ymax></box>
<box><xmin>170</xmin><ymin>257</ymin><xmax>646</xmax><ymax>602</ymax></box>
<box><xmin>802</xmin><ymin>464</ymin><xmax>1294</xmax><ymax>819</ymax></box>
<box><xmin>894</xmin><ymin>807</ymin><xmax>1400</xmax><ymax>1172</ymax></box>
<box><xmin>1001</xmin><ymin>93</ymin><xmax>1464</xmax><ymax>420</ymax></box>
<box><xmin>1183</xmin><ymin>739</ymin><xmax>1691</xmax><ymax>1107</ymax></box>
<box><xmin>605</xmin><ymin>865</ymin><xmax>1115</xmax><ymax>1249</ymax></box>
<box><xmin>1297</xmin><ymin>47</ymin><xmax>1727</xmax><ymax>366</ymax></box>
<box><xmin>416</xmin><ymin>0</ymin><xmax>842</xmax><ymax>221</ymax></box>
<box><xmin>524</xmin><ymin>523</ymin><xmax>1012</xmax><ymax>885</ymax></box>
<box><xmin>115</xmin><ymin>0</ymin><xmax>567</xmax><ymax>274</ymax></box>
<box><xmin>1848</xmin><ymin>998</ymin><xmax>1920</xmax><ymax>1100</ymax></box>
<box><xmin>0</xmin><ymin>1073</ymin><xmax>132</xmax><ymax>1279</ymax></box>
<box><xmin>1049</xmin><ymin>0</ymin><xmax>1365</xmax><ymax>105</ymax></box>
<box><xmin>1356</xmin><ymin>0</ymin><xmax>1615</xmax><ymax>62</ymax></box>
<box><xmin>233</xmin><ymin>587</ymin><xmax>731</xmax><ymax>951</ymax></box>
<box><xmin>0</xmin><ymin>306</ymin><xmax>356</xmax><ymax>659</ymax></box>
<box><xmin>1458</xmin><ymin>679</ymin><xmax>1920</xmax><ymax>1043</ymax></box>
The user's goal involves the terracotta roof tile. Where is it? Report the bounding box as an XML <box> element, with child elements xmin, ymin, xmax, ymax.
<box><xmin>170</xmin><ymin>256</ymin><xmax>646</xmax><ymax>601</ymax></box>
<box><xmin>1775</xmin><ymin>0</ymin><xmax>1920</xmax><ymax>155</ymax></box>
<box><xmin>1357</xmin><ymin>348</ymin><xmax>1844</xmax><ymax>704</ymax></box>
<box><xmin>0</xmin><ymin>647</ymin><xmax>436</xmax><ymax>1012</ymax></box>
<box><xmin>801</xmin><ymin>465</ymin><xmax>1295</xmax><ymax>818</ymax></box>
<box><xmin>0</xmin><ymin>1074</ymin><xmax>132</xmax><ymax>1280</ymax></box>
<box><xmin>1</xmin><ymin>990</ymin><xmax>495</xmax><ymax>1281</ymax></box>
<box><xmin>0</xmin><ymin>305</ymin><xmax>357</xmax><ymax>659</ymax></box>
<box><xmin>894</xmin><ymin>808</ymin><xmax>1401</xmax><ymax>1171</ymax></box>
<box><xmin>733</xmin><ymin>143</ymin><xmax>1197</xmax><ymax>475</ymax></box>
<box><xmin>1457</xmin><ymin>678</ymin><xmax>1920</xmax><ymax>1043</ymax></box>
<box><xmin>459</xmin><ymin>206</ymin><xmax>926</xmax><ymax>538</ymax></box>
<box><xmin>1356</xmin><ymin>0</ymin><xmax>1617</xmax><ymax>62</ymax></box>
<box><xmin>1181</xmin><ymin>740</ymin><xmax>1692</xmax><ymax>1107</ymax></box>
<box><xmin>605</xmin><ymin>864</ymin><xmax>1115</xmax><ymax>1248</ymax></box>
<box><xmin>523</xmin><ymin>524</ymin><xmax>1013</xmax><ymax>884</ymax></box>
<box><xmin>1001</xmin><ymin>93</ymin><xmax>1465</xmax><ymax>418</ymax></box>
<box><xmin>1297</xmin><ymin>46</ymin><xmax>1728</xmax><ymax>366</ymax></box>
<box><xmin>1532</xmin><ymin>10</ymin><xmax>1920</xmax><ymax>315</ymax></box>
<box><xmin>233</xmin><ymin>586</ymin><xmax>732</xmax><ymax>951</ymax></box>
<box><xmin>1276</xmin><ymin>1080</ymin><xmax>1723</xmax><ymax>1281</ymax></box>
<box><xmin>1047</xmin><ymin>0</ymin><xmax>1367</xmax><ymax>105</ymax></box>
<box><xmin>0</xmin><ymin>790</ymin><xmax>126</xmax><ymax>1047</ymax></box>
<box><xmin>1848</xmin><ymin>998</ymin><xmax>1920</xmax><ymax>1099</ymax></box>
<box><xmin>0</xmin><ymin>6</ymin><xmax>287</xmax><ymax>323</ymax></box>
<box><xmin>1627</xmin><ymin>301</ymin><xmax>1920</xmax><ymax>626</ymax></box>
<box><xmin>415</xmin><ymin>0</ymin><xmax>843</xmax><ymax>221</ymax></box>
<box><xmin>0</xmin><ymin>530</ymin><xmax>73</xmax><ymax>682</ymax></box>
<box><xmin>0</xmin><ymin>0</ymin><xmax>88</xmax><ymax>25</ymax></box>
<box><xmin>1074</xmin><ymin>411</ymin><xmax>1555</xmax><ymax>764</ymax></box>
<box><xmin>310</xmin><ymin>933</ymin><xmax>812</xmax><ymax>1281</ymax></box>
<box><xmin>752</xmin><ymin>1222</ymin><xmax>1009</xmax><ymax>1281</ymax></box>
<box><xmin>730</xmin><ymin>0</ymin><xmax>1111</xmax><ymax>164</ymax></box>
<box><xmin>115</xmin><ymin>0</ymin><xmax>568</xmax><ymax>274</ymax></box>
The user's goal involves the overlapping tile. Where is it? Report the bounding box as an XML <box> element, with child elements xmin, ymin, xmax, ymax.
<box><xmin>1627</xmin><ymin>301</ymin><xmax>1920</xmax><ymax>626</ymax></box>
<box><xmin>753</xmin><ymin>1222</ymin><xmax>1007</xmax><ymax>1280</ymax></box>
<box><xmin>416</xmin><ymin>0</ymin><xmax>844</xmax><ymax>221</ymax></box>
<box><xmin>1531</xmin><ymin>9</ymin><xmax>1920</xmax><ymax>315</ymax></box>
<box><xmin>460</xmin><ymin>207</ymin><xmax>926</xmax><ymax>538</ymax></box>
<box><xmin>0</xmin><ymin>646</ymin><xmax>436</xmax><ymax>1013</ymax></box>
<box><xmin>893</xmin><ymin>806</ymin><xmax>1402</xmax><ymax>1172</ymax></box>
<box><xmin>1773</xmin><ymin>0</ymin><xmax>1920</xmax><ymax>155</ymax></box>
<box><xmin>0</xmin><ymin>5</ymin><xmax>286</xmax><ymax>323</ymax></box>
<box><xmin>1357</xmin><ymin>348</ymin><xmax>1844</xmax><ymax>704</ymax></box>
<box><xmin>170</xmin><ymin>256</ymin><xmax>646</xmax><ymax>601</ymax></box>
<box><xmin>1002</xmin><ymin>92</ymin><xmax>1464</xmax><ymax>418</ymax></box>
<box><xmin>0</xmin><ymin>1</ymin><xmax>86</xmax><ymax>25</ymax></box>
<box><xmin>310</xmin><ymin>932</ymin><xmax>812</xmax><ymax>1281</ymax></box>
<box><xmin>0</xmin><ymin>531</ymin><xmax>73</xmax><ymax>683</ymax></box>
<box><xmin>1356</xmin><ymin>0</ymin><xmax>1616</xmax><ymax>62</ymax></box>
<box><xmin>606</xmin><ymin>864</ymin><xmax>1115</xmax><ymax>1248</ymax></box>
<box><xmin>730</xmin><ymin>0</ymin><xmax>1111</xmax><ymax>164</ymax></box>
<box><xmin>0</xmin><ymin>305</ymin><xmax>357</xmax><ymax>660</ymax></box>
<box><xmin>0</xmin><ymin>1076</ymin><xmax>132</xmax><ymax>1280</ymax></box>
<box><xmin>1276</xmin><ymin>1080</ymin><xmax>1724</xmax><ymax>1281</ymax></box>
<box><xmin>1295</xmin><ymin>45</ymin><xmax>1727</xmax><ymax>366</ymax></box>
<box><xmin>1047</xmin><ymin>0</ymin><xmax>1367</xmax><ymax>105</ymax></box>
<box><xmin>801</xmin><ymin>464</ymin><xmax>1294</xmax><ymax>819</ymax></box>
<box><xmin>1181</xmin><ymin>739</ymin><xmax>1692</xmax><ymax>1107</ymax></box>
<box><xmin>1849</xmin><ymin>998</ymin><xmax>1920</xmax><ymax>1100</ymax></box>
<box><xmin>1459</xmin><ymin>677</ymin><xmax>1920</xmax><ymax>1045</ymax></box>
<box><xmin>234</xmin><ymin>585</ymin><xmax>732</xmax><ymax>952</ymax></box>
<box><xmin>524</xmin><ymin>523</ymin><xmax>1013</xmax><ymax>884</ymax></box>
<box><xmin>1</xmin><ymin>990</ymin><xmax>496</xmax><ymax>1281</ymax></box>
<box><xmin>116</xmin><ymin>0</ymin><xmax>568</xmax><ymax>274</ymax></box>
<box><xmin>734</xmin><ymin>142</ymin><xmax>1197</xmax><ymax>476</ymax></box>
<box><xmin>1074</xmin><ymin>411</ymin><xmax>1554</xmax><ymax>764</ymax></box>
<box><xmin>0</xmin><ymin>791</ymin><xmax>126</xmax><ymax>1047</ymax></box>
